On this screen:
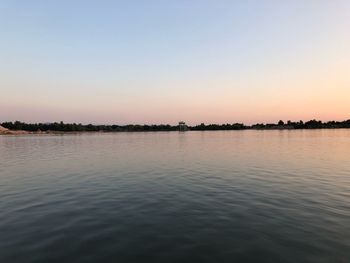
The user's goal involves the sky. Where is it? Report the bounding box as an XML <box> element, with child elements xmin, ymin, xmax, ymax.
<box><xmin>0</xmin><ymin>0</ymin><xmax>349</xmax><ymax>125</ymax></box>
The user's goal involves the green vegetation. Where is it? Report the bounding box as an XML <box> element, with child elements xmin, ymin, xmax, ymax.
<box><xmin>1</xmin><ymin>119</ymin><xmax>350</xmax><ymax>132</ymax></box>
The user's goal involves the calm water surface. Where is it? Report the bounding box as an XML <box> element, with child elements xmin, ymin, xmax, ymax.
<box><xmin>1</xmin><ymin>130</ymin><xmax>350</xmax><ymax>262</ymax></box>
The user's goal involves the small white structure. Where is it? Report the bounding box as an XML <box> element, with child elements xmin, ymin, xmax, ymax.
<box><xmin>178</xmin><ymin>121</ymin><xmax>187</xmax><ymax>131</ymax></box>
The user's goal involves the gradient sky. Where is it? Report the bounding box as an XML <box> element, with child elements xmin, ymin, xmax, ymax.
<box><xmin>1</xmin><ymin>0</ymin><xmax>349</xmax><ymax>125</ymax></box>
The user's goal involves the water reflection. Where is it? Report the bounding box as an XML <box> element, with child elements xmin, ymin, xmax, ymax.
<box><xmin>0</xmin><ymin>130</ymin><xmax>349</xmax><ymax>262</ymax></box>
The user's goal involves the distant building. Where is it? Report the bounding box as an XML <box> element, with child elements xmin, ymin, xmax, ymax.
<box><xmin>178</xmin><ymin>121</ymin><xmax>187</xmax><ymax>131</ymax></box>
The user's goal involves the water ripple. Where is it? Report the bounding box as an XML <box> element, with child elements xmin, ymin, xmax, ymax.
<box><xmin>0</xmin><ymin>131</ymin><xmax>349</xmax><ymax>262</ymax></box>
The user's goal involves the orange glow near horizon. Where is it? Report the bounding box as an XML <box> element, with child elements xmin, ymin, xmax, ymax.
<box><xmin>0</xmin><ymin>1</ymin><xmax>349</xmax><ymax>124</ymax></box>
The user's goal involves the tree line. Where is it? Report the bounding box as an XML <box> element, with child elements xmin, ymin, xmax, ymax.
<box><xmin>2</xmin><ymin>119</ymin><xmax>350</xmax><ymax>132</ymax></box>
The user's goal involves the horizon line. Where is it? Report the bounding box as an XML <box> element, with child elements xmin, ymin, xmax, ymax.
<box><xmin>2</xmin><ymin>118</ymin><xmax>350</xmax><ymax>126</ymax></box>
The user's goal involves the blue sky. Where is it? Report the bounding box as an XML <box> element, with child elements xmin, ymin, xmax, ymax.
<box><xmin>1</xmin><ymin>0</ymin><xmax>349</xmax><ymax>124</ymax></box>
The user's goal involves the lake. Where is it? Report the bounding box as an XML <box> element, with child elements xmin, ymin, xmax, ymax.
<box><xmin>0</xmin><ymin>130</ymin><xmax>349</xmax><ymax>262</ymax></box>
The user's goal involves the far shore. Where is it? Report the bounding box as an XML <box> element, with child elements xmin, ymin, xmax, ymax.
<box><xmin>1</xmin><ymin>119</ymin><xmax>350</xmax><ymax>135</ymax></box>
<box><xmin>1</xmin><ymin>124</ymin><xmax>350</xmax><ymax>136</ymax></box>
<box><xmin>0</xmin><ymin>125</ymin><xmax>83</xmax><ymax>135</ymax></box>
<box><xmin>0</xmin><ymin>129</ymin><xmax>68</xmax><ymax>135</ymax></box>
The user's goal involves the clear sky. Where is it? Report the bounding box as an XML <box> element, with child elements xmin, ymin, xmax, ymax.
<box><xmin>1</xmin><ymin>0</ymin><xmax>349</xmax><ymax>125</ymax></box>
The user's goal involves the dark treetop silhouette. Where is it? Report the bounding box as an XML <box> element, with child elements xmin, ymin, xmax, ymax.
<box><xmin>1</xmin><ymin>119</ymin><xmax>350</xmax><ymax>132</ymax></box>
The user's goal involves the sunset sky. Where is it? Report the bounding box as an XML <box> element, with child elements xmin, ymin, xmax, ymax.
<box><xmin>1</xmin><ymin>0</ymin><xmax>349</xmax><ymax>125</ymax></box>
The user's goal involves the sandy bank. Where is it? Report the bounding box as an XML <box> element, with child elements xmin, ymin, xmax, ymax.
<box><xmin>0</xmin><ymin>125</ymin><xmax>30</xmax><ymax>135</ymax></box>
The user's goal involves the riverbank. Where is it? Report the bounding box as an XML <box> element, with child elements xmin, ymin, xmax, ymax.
<box><xmin>2</xmin><ymin>119</ymin><xmax>350</xmax><ymax>133</ymax></box>
<box><xmin>0</xmin><ymin>125</ymin><xmax>73</xmax><ymax>135</ymax></box>
<box><xmin>0</xmin><ymin>125</ymin><xmax>28</xmax><ymax>135</ymax></box>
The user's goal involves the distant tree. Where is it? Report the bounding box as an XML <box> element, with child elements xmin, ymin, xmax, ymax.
<box><xmin>3</xmin><ymin>119</ymin><xmax>350</xmax><ymax>132</ymax></box>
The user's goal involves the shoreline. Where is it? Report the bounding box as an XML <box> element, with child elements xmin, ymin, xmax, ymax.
<box><xmin>2</xmin><ymin>127</ymin><xmax>350</xmax><ymax>135</ymax></box>
<box><xmin>2</xmin><ymin>119</ymin><xmax>350</xmax><ymax>133</ymax></box>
